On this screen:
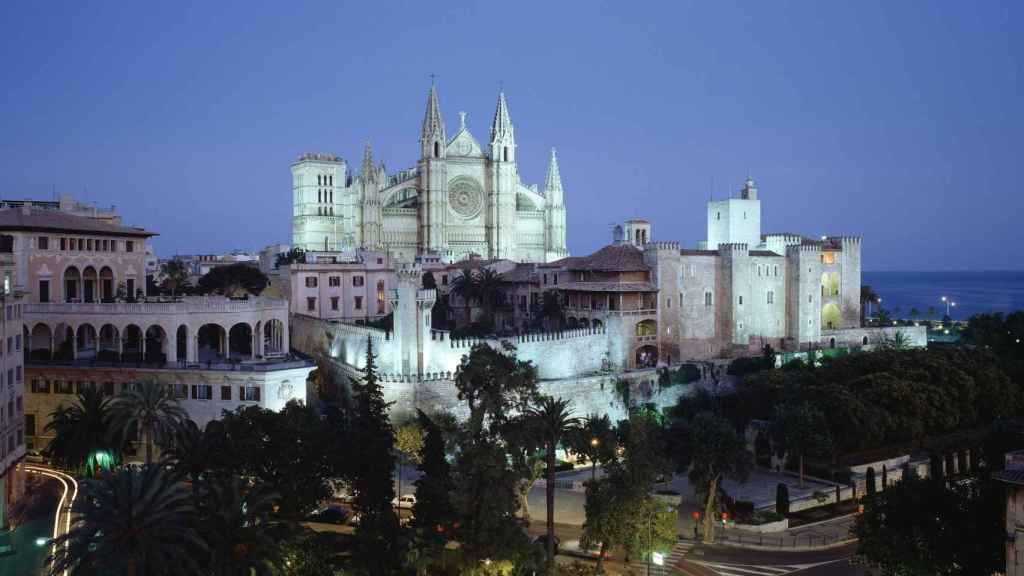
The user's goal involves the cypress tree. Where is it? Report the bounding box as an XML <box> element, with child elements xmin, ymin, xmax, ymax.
<box><xmin>409</xmin><ymin>410</ymin><xmax>456</xmax><ymax>568</ymax></box>
<box><xmin>776</xmin><ymin>483</ymin><xmax>790</xmax><ymax>515</ymax></box>
<box><xmin>866</xmin><ymin>467</ymin><xmax>876</xmax><ymax>497</ymax></box>
<box><xmin>881</xmin><ymin>464</ymin><xmax>888</xmax><ymax>491</ymax></box>
<box><xmin>350</xmin><ymin>336</ymin><xmax>400</xmax><ymax>574</ymax></box>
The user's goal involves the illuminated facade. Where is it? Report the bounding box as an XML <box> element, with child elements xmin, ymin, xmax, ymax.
<box><xmin>291</xmin><ymin>87</ymin><xmax>568</xmax><ymax>263</ymax></box>
<box><xmin>0</xmin><ymin>250</ymin><xmax>26</xmax><ymax>529</ymax></box>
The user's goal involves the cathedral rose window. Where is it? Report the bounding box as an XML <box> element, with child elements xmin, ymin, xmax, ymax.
<box><xmin>448</xmin><ymin>178</ymin><xmax>483</xmax><ymax>218</ymax></box>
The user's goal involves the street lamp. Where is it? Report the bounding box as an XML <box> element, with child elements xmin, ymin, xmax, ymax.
<box><xmin>941</xmin><ymin>296</ymin><xmax>957</xmax><ymax>318</ymax></box>
<box><xmin>589</xmin><ymin>437</ymin><xmax>600</xmax><ymax>481</ymax></box>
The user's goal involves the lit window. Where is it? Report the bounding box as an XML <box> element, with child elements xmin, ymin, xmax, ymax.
<box><xmin>241</xmin><ymin>386</ymin><xmax>260</xmax><ymax>402</ymax></box>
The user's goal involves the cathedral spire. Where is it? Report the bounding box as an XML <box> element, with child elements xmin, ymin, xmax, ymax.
<box><xmin>361</xmin><ymin>141</ymin><xmax>376</xmax><ymax>183</ymax></box>
<box><xmin>545</xmin><ymin>147</ymin><xmax>562</xmax><ymax>194</ymax></box>
<box><xmin>420</xmin><ymin>84</ymin><xmax>446</xmax><ymax>159</ymax></box>
<box><xmin>489</xmin><ymin>91</ymin><xmax>515</xmax><ymax>162</ymax></box>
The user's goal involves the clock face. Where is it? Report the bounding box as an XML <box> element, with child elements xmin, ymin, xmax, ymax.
<box><xmin>459</xmin><ymin>141</ymin><xmax>472</xmax><ymax>155</ymax></box>
<box><xmin>448</xmin><ymin>178</ymin><xmax>483</xmax><ymax>219</ymax></box>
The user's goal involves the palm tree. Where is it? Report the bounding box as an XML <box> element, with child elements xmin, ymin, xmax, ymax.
<box><xmin>570</xmin><ymin>414</ymin><xmax>617</xmax><ymax>481</ymax></box>
<box><xmin>450</xmin><ymin>270</ymin><xmax>478</xmax><ymax>325</ymax></box>
<box><xmin>528</xmin><ymin>396</ymin><xmax>581</xmax><ymax>572</ymax></box>
<box><xmin>198</xmin><ymin>478</ymin><xmax>283</xmax><ymax>576</ymax></box>
<box><xmin>162</xmin><ymin>419</ymin><xmax>228</xmax><ymax>487</ymax></box>
<box><xmin>49</xmin><ymin>465</ymin><xmax>205</xmax><ymax>576</ymax></box>
<box><xmin>109</xmin><ymin>382</ymin><xmax>188</xmax><ymax>464</ymax></box>
<box><xmin>160</xmin><ymin>258</ymin><xmax>191</xmax><ymax>296</ymax></box>
<box><xmin>860</xmin><ymin>285</ymin><xmax>880</xmax><ymax>326</ymax></box>
<box><xmin>475</xmin><ymin>268</ymin><xmax>503</xmax><ymax>325</ymax></box>
<box><xmin>43</xmin><ymin>387</ymin><xmax>123</xmax><ymax>474</ymax></box>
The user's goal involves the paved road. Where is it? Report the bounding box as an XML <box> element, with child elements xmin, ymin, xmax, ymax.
<box><xmin>678</xmin><ymin>543</ymin><xmax>866</xmax><ymax>576</ymax></box>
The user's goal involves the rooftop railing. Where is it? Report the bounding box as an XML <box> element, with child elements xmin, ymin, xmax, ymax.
<box><xmin>25</xmin><ymin>296</ymin><xmax>288</xmax><ymax>315</ymax></box>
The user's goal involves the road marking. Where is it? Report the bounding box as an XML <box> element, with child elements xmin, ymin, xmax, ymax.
<box><xmin>689</xmin><ymin>560</ymin><xmax>822</xmax><ymax>576</ymax></box>
<box><xmin>26</xmin><ymin>465</ymin><xmax>79</xmax><ymax>576</ymax></box>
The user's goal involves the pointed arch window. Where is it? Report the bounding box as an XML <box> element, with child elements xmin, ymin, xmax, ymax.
<box><xmin>434</xmin><ymin>142</ymin><xmax>440</xmax><ymax>158</ymax></box>
<box><xmin>503</xmin><ymin>146</ymin><xmax>508</xmax><ymax>162</ymax></box>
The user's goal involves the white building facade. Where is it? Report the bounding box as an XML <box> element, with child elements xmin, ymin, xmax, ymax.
<box><xmin>291</xmin><ymin>87</ymin><xmax>569</xmax><ymax>264</ymax></box>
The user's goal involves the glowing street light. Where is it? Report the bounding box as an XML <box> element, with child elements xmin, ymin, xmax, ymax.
<box><xmin>940</xmin><ymin>296</ymin><xmax>957</xmax><ymax>317</ymax></box>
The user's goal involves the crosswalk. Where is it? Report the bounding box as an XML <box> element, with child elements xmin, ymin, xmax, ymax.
<box><xmin>688</xmin><ymin>559</ymin><xmax>830</xmax><ymax>576</ymax></box>
<box><xmin>628</xmin><ymin>539</ymin><xmax>696</xmax><ymax>574</ymax></box>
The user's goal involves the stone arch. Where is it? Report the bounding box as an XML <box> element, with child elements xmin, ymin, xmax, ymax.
<box><xmin>635</xmin><ymin>319</ymin><xmax>657</xmax><ymax>337</ymax></box>
<box><xmin>82</xmin><ymin>266</ymin><xmax>98</xmax><ymax>303</ymax></box>
<box><xmin>122</xmin><ymin>324</ymin><xmax>143</xmax><ymax>361</ymax></box>
<box><xmin>145</xmin><ymin>325</ymin><xmax>168</xmax><ymax>364</ymax></box>
<box><xmin>829</xmin><ymin>337</ymin><xmax>836</xmax><ymax>349</ymax></box>
<box><xmin>591</xmin><ymin>319</ymin><xmax>604</xmax><ymax>330</ymax></box>
<box><xmin>821</xmin><ymin>303</ymin><xmax>841</xmax><ymax>330</ymax></box>
<box><xmin>98</xmin><ymin>324</ymin><xmax>120</xmax><ymax>360</ymax></box>
<box><xmin>63</xmin><ymin>266</ymin><xmax>81</xmax><ymax>302</ymax></box>
<box><xmin>176</xmin><ymin>324</ymin><xmax>188</xmax><ymax>363</ymax></box>
<box><xmin>30</xmin><ymin>323</ymin><xmax>52</xmax><ymax>361</ymax></box>
<box><xmin>566</xmin><ymin>316</ymin><xmax>578</xmax><ymax>329</ymax></box>
<box><xmin>100</xmin><ymin>266</ymin><xmax>115</xmax><ymax>301</ymax></box>
<box><xmin>76</xmin><ymin>324</ymin><xmax>98</xmax><ymax>359</ymax></box>
<box><xmin>635</xmin><ymin>344</ymin><xmax>658</xmax><ymax>369</ymax></box>
<box><xmin>578</xmin><ymin>317</ymin><xmax>590</xmax><ymax>328</ymax></box>
<box><xmin>862</xmin><ymin>335</ymin><xmax>869</xmax><ymax>346</ymax></box>
<box><xmin>263</xmin><ymin>319</ymin><xmax>285</xmax><ymax>356</ymax></box>
<box><xmin>53</xmin><ymin>322</ymin><xmax>74</xmax><ymax>361</ymax></box>
<box><xmin>228</xmin><ymin>322</ymin><xmax>253</xmax><ymax>359</ymax></box>
<box><xmin>198</xmin><ymin>324</ymin><xmax>227</xmax><ymax>363</ymax></box>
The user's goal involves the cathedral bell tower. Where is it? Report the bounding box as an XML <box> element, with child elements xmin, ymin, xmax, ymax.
<box><xmin>418</xmin><ymin>85</ymin><xmax>448</xmax><ymax>255</ymax></box>
<box><xmin>488</xmin><ymin>91</ymin><xmax>517</xmax><ymax>260</ymax></box>
<box><xmin>544</xmin><ymin>147</ymin><xmax>568</xmax><ymax>261</ymax></box>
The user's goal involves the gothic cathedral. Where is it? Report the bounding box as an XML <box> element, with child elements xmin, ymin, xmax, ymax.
<box><xmin>291</xmin><ymin>86</ymin><xmax>569</xmax><ymax>263</ymax></box>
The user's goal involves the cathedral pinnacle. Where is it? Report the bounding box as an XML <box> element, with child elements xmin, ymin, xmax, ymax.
<box><xmin>545</xmin><ymin>147</ymin><xmax>563</xmax><ymax>194</ymax></box>
<box><xmin>421</xmin><ymin>85</ymin><xmax>446</xmax><ymax>143</ymax></box>
<box><xmin>490</xmin><ymin>91</ymin><xmax>514</xmax><ymax>143</ymax></box>
<box><xmin>361</xmin><ymin>142</ymin><xmax>375</xmax><ymax>183</ymax></box>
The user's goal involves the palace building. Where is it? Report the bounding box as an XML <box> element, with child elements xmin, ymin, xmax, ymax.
<box><xmin>291</xmin><ymin>87</ymin><xmax>568</xmax><ymax>263</ymax></box>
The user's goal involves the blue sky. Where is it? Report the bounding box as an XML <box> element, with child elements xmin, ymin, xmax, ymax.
<box><xmin>1</xmin><ymin>1</ymin><xmax>1020</xmax><ymax>270</ymax></box>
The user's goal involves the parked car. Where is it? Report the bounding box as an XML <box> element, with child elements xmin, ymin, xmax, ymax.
<box><xmin>533</xmin><ymin>534</ymin><xmax>561</xmax><ymax>555</ymax></box>
<box><xmin>25</xmin><ymin>449</ymin><xmax>47</xmax><ymax>464</ymax></box>
<box><xmin>391</xmin><ymin>494</ymin><xmax>417</xmax><ymax>509</ymax></box>
<box><xmin>306</xmin><ymin>505</ymin><xmax>349</xmax><ymax>525</ymax></box>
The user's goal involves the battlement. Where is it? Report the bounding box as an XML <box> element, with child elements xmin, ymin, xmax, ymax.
<box><xmin>442</xmin><ymin>326</ymin><xmax>608</xmax><ymax>350</ymax></box>
<box><xmin>396</xmin><ymin>262</ymin><xmax>423</xmax><ymax>280</ymax></box>
<box><xmin>718</xmin><ymin>243</ymin><xmax>750</xmax><ymax>254</ymax></box>
<box><xmin>379</xmin><ymin>371</ymin><xmax>455</xmax><ymax>383</ymax></box>
<box><xmin>832</xmin><ymin>236</ymin><xmax>862</xmax><ymax>245</ymax></box>
<box><xmin>786</xmin><ymin>244</ymin><xmax>821</xmax><ymax>254</ymax></box>
<box><xmin>763</xmin><ymin>233</ymin><xmax>803</xmax><ymax>245</ymax></box>
<box><xmin>295</xmin><ymin>152</ymin><xmax>344</xmax><ymax>164</ymax></box>
<box><xmin>644</xmin><ymin>241</ymin><xmax>680</xmax><ymax>251</ymax></box>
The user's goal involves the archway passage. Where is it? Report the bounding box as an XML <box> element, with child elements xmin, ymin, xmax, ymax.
<box><xmin>53</xmin><ymin>323</ymin><xmax>74</xmax><ymax>361</ymax></box>
<box><xmin>83</xmin><ymin>266</ymin><xmax>97</xmax><ymax>303</ymax></box>
<box><xmin>198</xmin><ymin>324</ymin><xmax>227</xmax><ymax>363</ymax></box>
<box><xmin>31</xmin><ymin>323</ymin><xmax>53</xmax><ymax>362</ymax></box>
<box><xmin>76</xmin><ymin>324</ymin><xmax>98</xmax><ymax>360</ymax></box>
<box><xmin>263</xmin><ymin>319</ymin><xmax>285</xmax><ymax>358</ymax></box>
<box><xmin>64</xmin><ymin>266</ymin><xmax>81</xmax><ymax>302</ymax></box>
<box><xmin>635</xmin><ymin>344</ymin><xmax>658</xmax><ymax>369</ymax></box>
<box><xmin>176</xmin><ymin>325</ymin><xmax>188</xmax><ymax>364</ymax></box>
<box><xmin>122</xmin><ymin>325</ymin><xmax>143</xmax><ymax>362</ymax></box>
<box><xmin>228</xmin><ymin>323</ymin><xmax>253</xmax><ymax>360</ymax></box>
<box><xmin>635</xmin><ymin>319</ymin><xmax>657</xmax><ymax>337</ymax></box>
<box><xmin>821</xmin><ymin>303</ymin><xmax>841</xmax><ymax>331</ymax></box>
<box><xmin>145</xmin><ymin>325</ymin><xmax>168</xmax><ymax>365</ymax></box>
<box><xmin>99</xmin><ymin>324</ymin><xmax>119</xmax><ymax>361</ymax></box>
<box><xmin>100</xmin><ymin>267</ymin><xmax>114</xmax><ymax>301</ymax></box>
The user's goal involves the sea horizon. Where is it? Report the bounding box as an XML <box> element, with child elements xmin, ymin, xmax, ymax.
<box><xmin>862</xmin><ymin>270</ymin><xmax>1024</xmax><ymax>320</ymax></box>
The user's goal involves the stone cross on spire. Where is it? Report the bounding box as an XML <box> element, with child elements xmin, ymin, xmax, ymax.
<box><xmin>489</xmin><ymin>91</ymin><xmax>514</xmax><ymax>142</ymax></box>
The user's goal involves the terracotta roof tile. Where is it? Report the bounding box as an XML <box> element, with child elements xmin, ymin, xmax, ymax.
<box><xmin>0</xmin><ymin>207</ymin><xmax>155</xmax><ymax>237</ymax></box>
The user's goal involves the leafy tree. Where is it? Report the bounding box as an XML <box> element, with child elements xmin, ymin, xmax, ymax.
<box><xmin>530</xmin><ymin>290</ymin><xmax>565</xmax><ymax>331</ymax></box>
<box><xmin>197</xmin><ymin>263</ymin><xmax>269</xmax><ymax>296</ymax></box>
<box><xmin>671</xmin><ymin>411</ymin><xmax>752</xmax><ymax>542</ymax></box>
<box><xmin>218</xmin><ymin>402</ymin><xmax>334</xmax><ymax>518</ymax></box>
<box><xmin>275</xmin><ymin>247</ymin><xmax>306</xmax><ymax>267</ymax></box>
<box><xmin>349</xmin><ymin>336</ymin><xmax>401</xmax><ymax>575</ymax></box>
<box><xmin>279</xmin><ymin>531</ymin><xmax>349</xmax><ymax>576</ymax></box>
<box><xmin>198</xmin><ymin>478</ymin><xmax>283</xmax><ymax>576</ymax></box>
<box><xmin>409</xmin><ymin>411</ymin><xmax>456</xmax><ymax>575</ymax></box>
<box><xmin>580</xmin><ymin>475</ymin><xmax>622</xmax><ymax>573</ymax></box>
<box><xmin>528</xmin><ymin>396</ymin><xmax>581</xmax><ymax>571</ymax></box>
<box><xmin>775</xmin><ymin>483</ymin><xmax>789</xmax><ymax>515</ymax></box>
<box><xmin>770</xmin><ymin>403</ymin><xmax>833</xmax><ymax>487</ymax></box>
<box><xmin>49</xmin><ymin>465</ymin><xmax>204</xmax><ymax>576</ymax></box>
<box><xmin>853</xmin><ymin>475</ymin><xmax>1004</xmax><ymax>575</ymax></box>
<box><xmin>500</xmin><ymin>412</ymin><xmax>545</xmax><ymax>523</ymax></box>
<box><xmin>162</xmin><ymin>419</ymin><xmax>230</xmax><ymax>488</ymax></box>
<box><xmin>431</xmin><ymin>296</ymin><xmax>452</xmax><ymax>330</ymax></box>
<box><xmin>454</xmin><ymin>342</ymin><xmax>538</xmax><ymax>436</ymax></box>
<box><xmin>160</xmin><ymin>258</ymin><xmax>191</xmax><ymax>296</ymax></box>
<box><xmin>451</xmin><ymin>433</ymin><xmax>533</xmax><ymax>568</ymax></box>
<box><xmin>109</xmin><ymin>381</ymin><xmax>188</xmax><ymax>464</ymax></box>
<box><xmin>42</xmin><ymin>387</ymin><xmax>124</xmax><ymax>474</ymax></box>
<box><xmin>909</xmin><ymin>307</ymin><xmax>921</xmax><ymax>320</ymax></box>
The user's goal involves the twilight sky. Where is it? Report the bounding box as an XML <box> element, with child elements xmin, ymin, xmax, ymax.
<box><xmin>1</xmin><ymin>1</ymin><xmax>1020</xmax><ymax>271</ymax></box>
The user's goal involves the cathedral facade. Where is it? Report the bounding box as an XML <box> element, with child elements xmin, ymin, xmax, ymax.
<box><xmin>291</xmin><ymin>87</ymin><xmax>568</xmax><ymax>263</ymax></box>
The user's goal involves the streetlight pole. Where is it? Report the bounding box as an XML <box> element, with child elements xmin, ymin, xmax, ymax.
<box><xmin>941</xmin><ymin>296</ymin><xmax>957</xmax><ymax>318</ymax></box>
<box><xmin>590</xmin><ymin>437</ymin><xmax>599</xmax><ymax>481</ymax></box>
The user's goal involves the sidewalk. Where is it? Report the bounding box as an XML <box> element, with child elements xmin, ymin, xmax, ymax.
<box><xmin>710</xmin><ymin>514</ymin><xmax>857</xmax><ymax>551</ymax></box>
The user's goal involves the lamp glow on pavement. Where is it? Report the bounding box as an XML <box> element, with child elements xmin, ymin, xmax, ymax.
<box><xmin>35</xmin><ymin>537</ymin><xmax>49</xmax><ymax>547</ymax></box>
